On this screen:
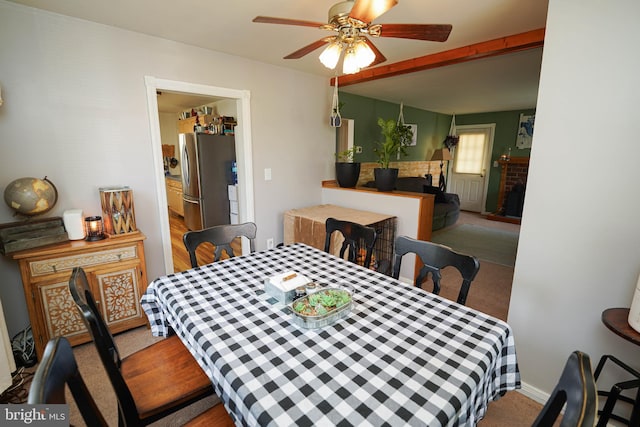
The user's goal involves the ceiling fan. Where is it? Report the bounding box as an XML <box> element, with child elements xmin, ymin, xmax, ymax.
<box><xmin>253</xmin><ymin>0</ymin><xmax>452</xmax><ymax>74</ymax></box>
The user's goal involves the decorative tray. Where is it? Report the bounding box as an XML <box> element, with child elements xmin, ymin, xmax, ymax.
<box><xmin>289</xmin><ymin>287</ymin><xmax>353</xmax><ymax>329</ymax></box>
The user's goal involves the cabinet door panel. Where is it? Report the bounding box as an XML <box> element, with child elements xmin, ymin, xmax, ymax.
<box><xmin>39</xmin><ymin>280</ymin><xmax>87</xmax><ymax>339</ymax></box>
<box><xmin>166</xmin><ymin>180</ymin><xmax>184</xmax><ymax>216</ymax></box>
<box><xmin>95</xmin><ymin>267</ymin><xmax>143</xmax><ymax>325</ymax></box>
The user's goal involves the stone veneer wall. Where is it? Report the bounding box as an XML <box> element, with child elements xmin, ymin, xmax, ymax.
<box><xmin>357</xmin><ymin>161</ymin><xmax>446</xmax><ymax>187</ymax></box>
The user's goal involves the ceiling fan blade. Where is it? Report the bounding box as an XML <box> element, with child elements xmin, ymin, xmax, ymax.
<box><xmin>252</xmin><ymin>16</ymin><xmax>325</xmax><ymax>29</ymax></box>
<box><xmin>363</xmin><ymin>37</ymin><xmax>387</xmax><ymax>66</ymax></box>
<box><xmin>349</xmin><ymin>0</ymin><xmax>398</xmax><ymax>24</ymax></box>
<box><xmin>378</xmin><ymin>24</ymin><xmax>452</xmax><ymax>42</ymax></box>
<box><xmin>284</xmin><ymin>38</ymin><xmax>331</xmax><ymax>59</ymax></box>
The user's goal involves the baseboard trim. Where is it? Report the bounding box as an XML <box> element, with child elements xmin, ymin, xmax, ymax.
<box><xmin>517</xmin><ymin>380</ymin><xmax>550</xmax><ymax>405</ymax></box>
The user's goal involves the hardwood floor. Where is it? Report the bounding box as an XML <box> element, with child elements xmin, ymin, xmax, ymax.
<box><xmin>169</xmin><ymin>211</ymin><xmax>239</xmax><ymax>272</ymax></box>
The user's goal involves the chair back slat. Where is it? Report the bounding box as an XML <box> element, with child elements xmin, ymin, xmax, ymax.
<box><xmin>28</xmin><ymin>336</ymin><xmax>108</xmax><ymax>427</ymax></box>
<box><xmin>69</xmin><ymin>267</ymin><xmax>139</xmax><ymax>426</ymax></box>
<box><xmin>324</xmin><ymin>217</ymin><xmax>377</xmax><ymax>269</ymax></box>
<box><xmin>532</xmin><ymin>351</ymin><xmax>597</xmax><ymax>427</ymax></box>
<box><xmin>183</xmin><ymin>222</ymin><xmax>257</xmax><ymax>268</ymax></box>
<box><xmin>392</xmin><ymin>235</ymin><xmax>480</xmax><ymax>305</ymax></box>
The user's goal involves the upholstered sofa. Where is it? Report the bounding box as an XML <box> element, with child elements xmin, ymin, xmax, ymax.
<box><xmin>364</xmin><ymin>176</ymin><xmax>460</xmax><ymax>231</ymax></box>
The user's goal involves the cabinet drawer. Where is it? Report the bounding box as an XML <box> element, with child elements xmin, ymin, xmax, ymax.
<box><xmin>29</xmin><ymin>245</ymin><xmax>138</xmax><ymax>277</ymax></box>
<box><xmin>166</xmin><ymin>178</ymin><xmax>182</xmax><ymax>191</ymax></box>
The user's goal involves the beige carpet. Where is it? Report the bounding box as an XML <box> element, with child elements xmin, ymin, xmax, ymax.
<box><xmin>432</xmin><ymin>223</ymin><xmax>519</xmax><ymax>267</ymax></box>
<box><xmin>49</xmin><ymin>212</ymin><xmax>544</xmax><ymax>425</ymax></box>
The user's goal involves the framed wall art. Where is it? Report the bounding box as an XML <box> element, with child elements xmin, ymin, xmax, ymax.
<box><xmin>516</xmin><ymin>113</ymin><xmax>535</xmax><ymax>149</ymax></box>
<box><xmin>406</xmin><ymin>124</ymin><xmax>418</xmax><ymax>146</ymax></box>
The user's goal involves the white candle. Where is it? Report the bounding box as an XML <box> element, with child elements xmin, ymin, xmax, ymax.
<box><xmin>628</xmin><ymin>273</ymin><xmax>640</xmax><ymax>333</ymax></box>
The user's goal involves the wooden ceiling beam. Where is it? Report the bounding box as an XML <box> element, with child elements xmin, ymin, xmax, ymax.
<box><xmin>332</xmin><ymin>28</ymin><xmax>545</xmax><ymax>87</ymax></box>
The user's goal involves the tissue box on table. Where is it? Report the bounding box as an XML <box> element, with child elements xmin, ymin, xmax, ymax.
<box><xmin>264</xmin><ymin>271</ymin><xmax>309</xmax><ymax>304</ymax></box>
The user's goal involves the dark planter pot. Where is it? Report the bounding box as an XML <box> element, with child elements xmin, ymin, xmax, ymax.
<box><xmin>335</xmin><ymin>162</ymin><xmax>361</xmax><ymax>188</ymax></box>
<box><xmin>374</xmin><ymin>168</ymin><xmax>399</xmax><ymax>192</ymax></box>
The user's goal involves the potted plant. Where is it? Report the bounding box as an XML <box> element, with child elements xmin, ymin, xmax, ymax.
<box><xmin>373</xmin><ymin>118</ymin><xmax>413</xmax><ymax>191</ymax></box>
<box><xmin>334</xmin><ymin>147</ymin><xmax>361</xmax><ymax>188</ymax></box>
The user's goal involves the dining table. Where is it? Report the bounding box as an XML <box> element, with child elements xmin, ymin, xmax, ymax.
<box><xmin>141</xmin><ymin>243</ymin><xmax>520</xmax><ymax>426</ymax></box>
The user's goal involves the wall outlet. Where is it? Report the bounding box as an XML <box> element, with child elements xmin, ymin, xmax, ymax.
<box><xmin>355</xmin><ymin>145</ymin><xmax>362</xmax><ymax>153</ymax></box>
<box><xmin>266</xmin><ymin>238</ymin><xmax>274</xmax><ymax>249</ymax></box>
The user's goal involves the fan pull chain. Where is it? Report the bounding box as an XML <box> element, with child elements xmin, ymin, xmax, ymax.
<box><xmin>330</xmin><ymin>75</ymin><xmax>341</xmax><ymax>127</ymax></box>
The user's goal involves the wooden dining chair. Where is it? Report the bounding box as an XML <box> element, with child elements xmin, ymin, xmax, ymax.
<box><xmin>392</xmin><ymin>235</ymin><xmax>480</xmax><ymax>305</ymax></box>
<box><xmin>183</xmin><ymin>222</ymin><xmax>257</xmax><ymax>267</ymax></box>
<box><xmin>28</xmin><ymin>336</ymin><xmax>108</xmax><ymax>427</ymax></box>
<box><xmin>68</xmin><ymin>267</ymin><xmax>215</xmax><ymax>427</ymax></box>
<box><xmin>324</xmin><ymin>217</ymin><xmax>377</xmax><ymax>269</ymax></box>
<box><xmin>532</xmin><ymin>350</ymin><xmax>597</xmax><ymax>427</ymax></box>
<box><xmin>183</xmin><ymin>404</ymin><xmax>236</xmax><ymax>427</ymax></box>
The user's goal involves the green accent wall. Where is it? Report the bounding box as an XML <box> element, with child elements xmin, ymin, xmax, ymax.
<box><xmin>337</xmin><ymin>93</ymin><xmax>451</xmax><ymax>163</ymax></box>
<box><xmin>457</xmin><ymin>109</ymin><xmax>534</xmax><ymax>213</ymax></box>
<box><xmin>338</xmin><ymin>91</ymin><xmax>534</xmax><ymax>213</ymax></box>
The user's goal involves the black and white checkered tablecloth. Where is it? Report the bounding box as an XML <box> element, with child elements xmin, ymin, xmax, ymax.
<box><xmin>141</xmin><ymin>243</ymin><xmax>520</xmax><ymax>427</ymax></box>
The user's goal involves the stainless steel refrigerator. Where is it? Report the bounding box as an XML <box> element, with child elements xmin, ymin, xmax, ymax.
<box><xmin>180</xmin><ymin>132</ymin><xmax>236</xmax><ymax>231</ymax></box>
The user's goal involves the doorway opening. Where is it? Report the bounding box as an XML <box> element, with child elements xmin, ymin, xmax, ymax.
<box><xmin>144</xmin><ymin>77</ymin><xmax>255</xmax><ymax>275</ymax></box>
<box><xmin>448</xmin><ymin>124</ymin><xmax>495</xmax><ymax>213</ymax></box>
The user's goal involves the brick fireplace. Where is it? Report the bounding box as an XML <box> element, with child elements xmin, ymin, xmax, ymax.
<box><xmin>487</xmin><ymin>156</ymin><xmax>530</xmax><ymax>224</ymax></box>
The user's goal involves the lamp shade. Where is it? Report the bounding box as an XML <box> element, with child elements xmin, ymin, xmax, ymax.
<box><xmin>353</xmin><ymin>39</ymin><xmax>375</xmax><ymax>68</ymax></box>
<box><xmin>319</xmin><ymin>41</ymin><xmax>342</xmax><ymax>69</ymax></box>
<box><xmin>342</xmin><ymin>47</ymin><xmax>359</xmax><ymax>75</ymax></box>
<box><xmin>430</xmin><ymin>148</ymin><xmax>452</xmax><ymax>161</ymax></box>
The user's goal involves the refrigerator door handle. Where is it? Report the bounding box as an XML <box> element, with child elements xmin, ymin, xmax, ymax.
<box><xmin>182</xmin><ymin>139</ymin><xmax>191</xmax><ymax>188</ymax></box>
<box><xmin>183</xmin><ymin>198</ymin><xmax>199</xmax><ymax>204</ymax></box>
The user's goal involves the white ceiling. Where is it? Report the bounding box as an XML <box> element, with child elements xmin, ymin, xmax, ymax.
<box><xmin>8</xmin><ymin>0</ymin><xmax>549</xmax><ymax>114</ymax></box>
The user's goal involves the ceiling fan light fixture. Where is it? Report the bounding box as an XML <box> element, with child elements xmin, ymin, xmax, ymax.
<box><xmin>354</xmin><ymin>39</ymin><xmax>375</xmax><ymax>68</ymax></box>
<box><xmin>319</xmin><ymin>41</ymin><xmax>343</xmax><ymax>69</ymax></box>
<box><xmin>342</xmin><ymin>47</ymin><xmax>360</xmax><ymax>74</ymax></box>
<box><xmin>256</xmin><ymin>0</ymin><xmax>452</xmax><ymax>75</ymax></box>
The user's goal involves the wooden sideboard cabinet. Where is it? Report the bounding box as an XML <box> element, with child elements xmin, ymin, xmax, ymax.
<box><xmin>11</xmin><ymin>232</ymin><xmax>149</xmax><ymax>360</ymax></box>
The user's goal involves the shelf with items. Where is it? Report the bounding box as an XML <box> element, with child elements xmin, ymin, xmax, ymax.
<box><xmin>177</xmin><ymin>115</ymin><xmax>237</xmax><ymax>135</ymax></box>
<box><xmin>177</xmin><ymin>114</ymin><xmax>215</xmax><ymax>134</ymax></box>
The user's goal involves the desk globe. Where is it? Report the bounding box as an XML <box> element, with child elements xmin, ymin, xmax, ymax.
<box><xmin>4</xmin><ymin>177</ymin><xmax>58</xmax><ymax>216</ymax></box>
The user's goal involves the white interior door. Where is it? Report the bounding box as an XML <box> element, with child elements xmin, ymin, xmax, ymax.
<box><xmin>448</xmin><ymin>124</ymin><xmax>495</xmax><ymax>213</ymax></box>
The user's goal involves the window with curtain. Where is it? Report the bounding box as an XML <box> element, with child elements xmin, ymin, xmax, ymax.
<box><xmin>453</xmin><ymin>131</ymin><xmax>487</xmax><ymax>174</ymax></box>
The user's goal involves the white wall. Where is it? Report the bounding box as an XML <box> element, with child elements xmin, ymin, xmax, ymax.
<box><xmin>0</xmin><ymin>1</ymin><xmax>335</xmax><ymax>336</ymax></box>
<box><xmin>509</xmin><ymin>0</ymin><xmax>640</xmax><ymax>398</ymax></box>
